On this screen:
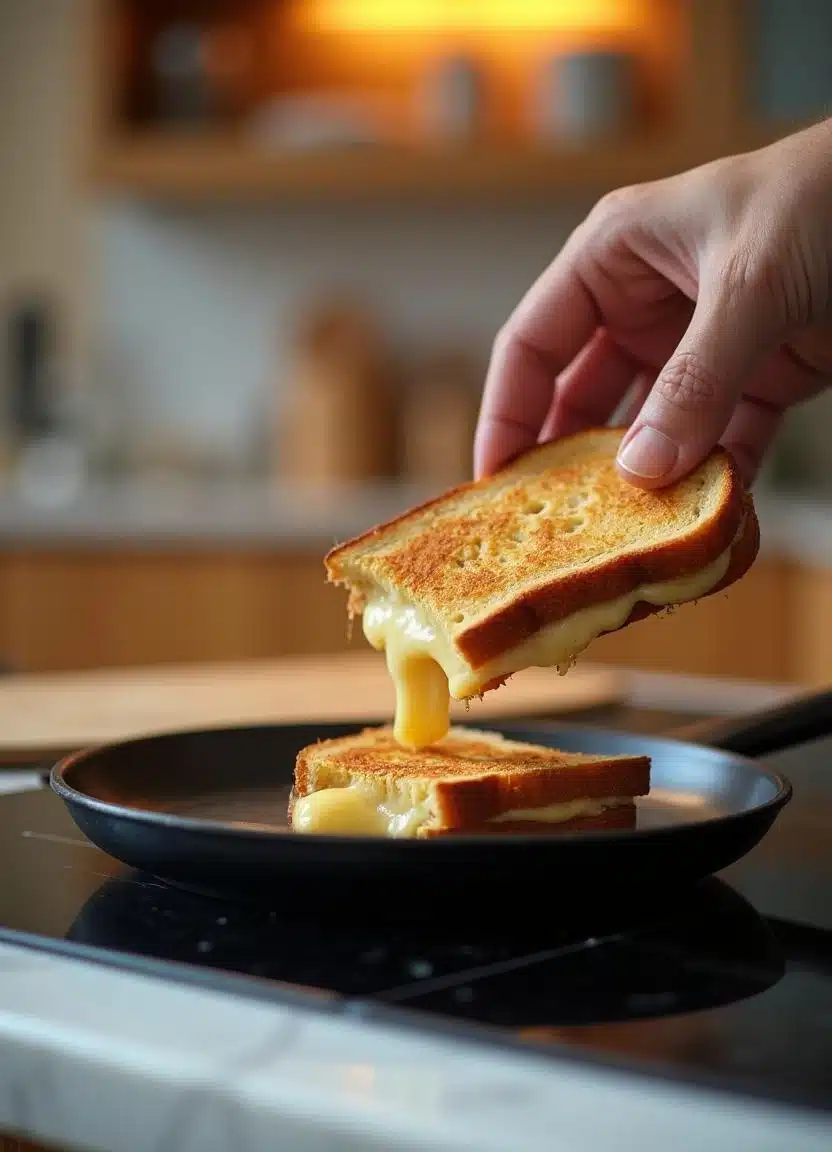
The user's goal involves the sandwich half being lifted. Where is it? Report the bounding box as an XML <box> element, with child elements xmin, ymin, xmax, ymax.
<box><xmin>290</xmin><ymin>725</ymin><xmax>650</xmax><ymax>838</ymax></box>
<box><xmin>326</xmin><ymin>428</ymin><xmax>759</xmax><ymax>751</ymax></box>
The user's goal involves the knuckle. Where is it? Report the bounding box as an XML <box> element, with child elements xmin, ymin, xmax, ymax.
<box><xmin>655</xmin><ymin>352</ymin><xmax>721</xmax><ymax>413</ymax></box>
<box><xmin>716</xmin><ymin>228</ymin><xmax>803</xmax><ymax>328</ymax></box>
<box><xmin>720</xmin><ymin>239</ymin><xmax>779</xmax><ymax>305</ymax></box>
<box><xmin>490</xmin><ymin>323</ymin><xmax>515</xmax><ymax>363</ymax></box>
<box><xmin>588</xmin><ymin>184</ymin><xmax>642</xmax><ymax>231</ymax></box>
<box><xmin>778</xmin><ymin>226</ymin><xmax>826</xmax><ymax>324</ymax></box>
<box><xmin>785</xmin><ymin>328</ymin><xmax>832</xmax><ymax>386</ymax></box>
<box><xmin>720</xmin><ymin>440</ymin><xmax>760</xmax><ymax>485</ymax></box>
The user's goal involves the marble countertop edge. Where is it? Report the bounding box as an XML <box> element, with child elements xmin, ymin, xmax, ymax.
<box><xmin>0</xmin><ymin>939</ymin><xmax>830</xmax><ymax>1152</ymax></box>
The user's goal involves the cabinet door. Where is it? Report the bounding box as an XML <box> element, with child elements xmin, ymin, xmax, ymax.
<box><xmin>276</xmin><ymin>554</ymin><xmax>358</xmax><ymax>656</ymax></box>
<box><xmin>0</xmin><ymin>551</ymin><xmax>274</xmax><ymax>670</ymax></box>
<box><xmin>0</xmin><ymin>550</ymin><xmax>800</xmax><ymax>680</ymax></box>
<box><xmin>587</xmin><ymin>558</ymin><xmax>790</xmax><ymax>681</ymax></box>
<box><xmin>787</xmin><ymin>563</ymin><xmax>832</xmax><ymax>685</ymax></box>
<box><xmin>0</xmin><ymin>551</ymin><xmax>337</xmax><ymax>671</ymax></box>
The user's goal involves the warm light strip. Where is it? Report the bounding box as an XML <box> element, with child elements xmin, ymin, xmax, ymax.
<box><xmin>306</xmin><ymin>0</ymin><xmax>646</xmax><ymax>33</ymax></box>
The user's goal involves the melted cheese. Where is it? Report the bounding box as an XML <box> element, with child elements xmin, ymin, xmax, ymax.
<box><xmin>363</xmin><ymin>600</ymin><xmax>452</xmax><ymax>748</ymax></box>
<box><xmin>491</xmin><ymin>796</ymin><xmax>627</xmax><ymax>824</ymax></box>
<box><xmin>292</xmin><ymin>784</ymin><xmax>431</xmax><ymax>837</ymax></box>
<box><xmin>292</xmin><ymin>787</ymin><xmax>626</xmax><ymax>837</ymax></box>
<box><xmin>363</xmin><ymin>540</ymin><xmax>734</xmax><ymax>750</ymax></box>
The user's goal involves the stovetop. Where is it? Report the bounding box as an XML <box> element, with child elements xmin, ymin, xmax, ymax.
<box><xmin>1</xmin><ymin>729</ymin><xmax>831</xmax><ymax>1115</ymax></box>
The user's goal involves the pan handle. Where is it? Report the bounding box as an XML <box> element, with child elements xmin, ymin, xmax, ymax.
<box><xmin>672</xmin><ymin>688</ymin><xmax>832</xmax><ymax>759</ymax></box>
<box><xmin>766</xmin><ymin>917</ymin><xmax>832</xmax><ymax>976</ymax></box>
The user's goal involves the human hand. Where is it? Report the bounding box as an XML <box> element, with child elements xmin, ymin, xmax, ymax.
<box><xmin>475</xmin><ymin>120</ymin><xmax>832</xmax><ymax>488</ymax></box>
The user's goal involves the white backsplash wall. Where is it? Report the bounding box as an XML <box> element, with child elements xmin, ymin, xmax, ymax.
<box><xmin>96</xmin><ymin>200</ymin><xmax>832</xmax><ymax>490</ymax></box>
<box><xmin>95</xmin><ymin>200</ymin><xmax>591</xmax><ymax>464</ymax></box>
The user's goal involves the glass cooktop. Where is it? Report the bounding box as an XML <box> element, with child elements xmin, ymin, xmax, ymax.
<box><xmin>1</xmin><ymin>731</ymin><xmax>831</xmax><ymax>1116</ymax></box>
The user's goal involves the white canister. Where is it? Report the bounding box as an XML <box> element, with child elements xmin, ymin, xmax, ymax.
<box><xmin>534</xmin><ymin>50</ymin><xmax>635</xmax><ymax>143</ymax></box>
<box><xmin>419</xmin><ymin>54</ymin><xmax>485</xmax><ymax>143</ymax></box>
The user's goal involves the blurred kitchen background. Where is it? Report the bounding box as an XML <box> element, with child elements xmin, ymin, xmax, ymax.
<box><xmin>0</xmin><ymin>0</ymin><xmax>829</xmax><ymax>684</ymax></box>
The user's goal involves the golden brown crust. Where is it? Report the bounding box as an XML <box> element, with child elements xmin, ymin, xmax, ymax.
<box><xmin>419</xmin><ymin>803</ymin><xmax>636</xmax><ymax>837</ymax></box>
<box><xmin>325</xmin><ymin>428</ymin><xmax>754</xmax><ymax>671</ymax></box>
<box><xmin>595</xmin><ymin>490</ymin><xmax>759</xmax><ymax>635</ymax></box>
<box><xmin>472</xmin><ymin>496</ymin><xmax>757</xmax><ymax>697</ymax></box>
<box><xmin>428</xmin><ymin>756</ymin><xmax>648</xmax><ymax>827</ymax></box>
<box><xmin>292</xmin><ymin>726</ymin><xmax>650</xmax><ymax>830</ymax></box>
<box><xmin>457</xmin><ymin>469</ymin><xmax>745</xmax><ymax>667</ymax></box>
<box><xmin>294</xmin><ymin>744</ymin><xmax>322</xmax><ymax>799</ymax></box>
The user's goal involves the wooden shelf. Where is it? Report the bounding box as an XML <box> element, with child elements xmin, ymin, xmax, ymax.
<box><xmin>85</xmin><ymin>3</ymin><xmax>782</xmax><ymax>204</ymax></box>
<box><xmin>88</xmin><ymin>132</ymin><xmax>728</xmax><ymax>203</ymax></box>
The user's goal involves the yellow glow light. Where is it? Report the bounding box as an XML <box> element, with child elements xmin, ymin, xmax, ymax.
<box><xmin>307</xmin><ymin>0</ymin><xmax>645</xmax><ymax>33</ymax></box>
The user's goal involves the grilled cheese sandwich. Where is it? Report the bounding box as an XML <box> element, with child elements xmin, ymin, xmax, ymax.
<box><xmin>328</xmin><ymin>428</ymin><xmax>759</xmax><ymax>751</ymax></box>
<box><xmin>290</xmin><ymin>726</ymin><xmax>649</xmax><ymax>839</ymax></box>
<box><xmin>362</xmin><ymin>539</ymin><xmax>734</xmax><ymax>748</ymax></box>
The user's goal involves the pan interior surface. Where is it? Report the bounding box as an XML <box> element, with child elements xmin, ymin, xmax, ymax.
<box><xmin>54</xmin><ymin>721</ymin><xmax>787</xmax><ymax>839</ymax></box>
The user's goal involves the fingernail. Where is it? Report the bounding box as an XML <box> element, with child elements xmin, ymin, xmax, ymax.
<box><xmin>617</xmin><ymin>425</ymin><xmax>678</xmax><ymax>479</ymax></box>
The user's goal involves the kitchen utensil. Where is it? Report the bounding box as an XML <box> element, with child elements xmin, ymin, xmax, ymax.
<box><xmin>7</xmin><ymin>296</ymin><xmax>57</xmax><ymax>443</ymax></box>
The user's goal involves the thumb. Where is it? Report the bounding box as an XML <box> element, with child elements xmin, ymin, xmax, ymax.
<box><xmin>616</xmin><ymin>287</ymin><xmax>774</xmax><ymax>488</ymax></box>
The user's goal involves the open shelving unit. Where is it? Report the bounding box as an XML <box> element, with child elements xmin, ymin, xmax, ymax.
<box><xmin>85</xmin><ymin>0</ymin><xmax>778</xmax><ymax>202</ymax></box>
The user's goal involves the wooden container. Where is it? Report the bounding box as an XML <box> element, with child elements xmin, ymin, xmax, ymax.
<box><xmin>275</xmin><ymin>300</ymin><xmax>395</xmax><ymax>487</ymax></box>
<box><xmin>400</xmin><ymin>349</ymin><xmax>481</xmax><ymax>487</ymax></box>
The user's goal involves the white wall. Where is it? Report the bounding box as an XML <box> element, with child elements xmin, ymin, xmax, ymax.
<box><xmin>95</xmin><ymin>194</ymin><xmax>832</xmax><ymax>488</ymax></box>
<box><xmin>96</xmin><ymin>200</ymin><xmax>587</xmax><ymax>460</ymax></box>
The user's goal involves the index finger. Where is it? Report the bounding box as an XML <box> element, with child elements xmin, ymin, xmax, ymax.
<box><xmin>474</xmin><ymin>238</ymin><xmax>599</xmax><ymax>478</ymax></box>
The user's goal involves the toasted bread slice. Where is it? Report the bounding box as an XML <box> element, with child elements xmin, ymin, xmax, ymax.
<box><xmin>325</xmin><ymin>428</ymin><xmax>758</xmax><ymax>747</ymax></box>
<box><xmin>290</xmin><ymin>725</ymin><xmax>650</xmax><ymax>838</ymax></box>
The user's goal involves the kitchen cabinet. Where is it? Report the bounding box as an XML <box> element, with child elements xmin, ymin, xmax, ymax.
<box><xmin>787</xmin><ymin>562</ymin><xmax>832</xmax><ymax>686</ymax></box>
<box><xmin>0</xmin><ymin>550</ymin><xmax>357</xmax><ymax>674</ymax></box>
<box><xmin>0</xmin><ymin>548</ymin><xmax>824</xmax><ymax>685</ymax></box>
<box><xmin>590</xmin><ymin>557</ymin><xmax>791</xmax><ymax>682</ymax></box>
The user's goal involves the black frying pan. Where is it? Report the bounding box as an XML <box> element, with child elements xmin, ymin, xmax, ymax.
<box><xmin>49</xmin><ymin>689</ymin><xmax>831</xmax><ymax>908</ymax></box>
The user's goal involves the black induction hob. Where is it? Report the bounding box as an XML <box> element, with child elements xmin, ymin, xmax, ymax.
<box><xmin>1</xmin><ymin>730</ymin><xmax>831</xmax><ymax>1117</ymax></box>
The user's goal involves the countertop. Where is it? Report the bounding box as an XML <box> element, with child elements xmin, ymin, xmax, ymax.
<box><xmin>0</xmin><ymin>676</ymin><xmax>830</xmax><ymax>1151</ymax></box>
<box><xmin>0</xmin><ymin>478</ymin><xmax>830</xmax><ymax>566</ymax></box>
<box><xmin>1</xmin><ymin>934</ymin><xmax>829</xmax><ymax>1152</ymax></box>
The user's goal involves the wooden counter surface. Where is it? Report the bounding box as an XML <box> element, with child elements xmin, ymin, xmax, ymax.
<box><xmin>0</xmin><ymin>654</ymin><xmax>621</xmax><ymax>763</ymax></box>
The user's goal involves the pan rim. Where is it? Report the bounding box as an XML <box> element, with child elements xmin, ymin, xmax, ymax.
<box><xmin>49</xmin><ymin>719</ymin><xmax>794</xmax><ymax>850</ymax></box>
